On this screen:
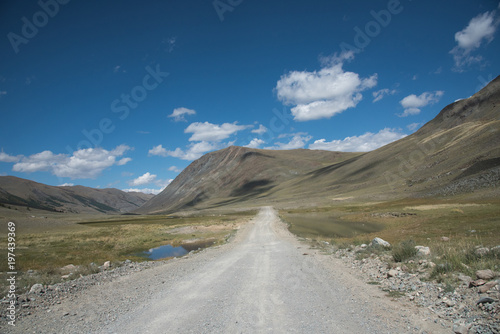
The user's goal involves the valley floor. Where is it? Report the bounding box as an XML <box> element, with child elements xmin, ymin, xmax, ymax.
<box><xmin>3</xmin><ymin>207</ymin><xmax>445</xmax><ymax>333</ymax></box>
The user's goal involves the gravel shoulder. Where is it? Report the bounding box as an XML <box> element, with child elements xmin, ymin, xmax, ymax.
<box><xmin>3</xmin><ymin>207</ymin><xmax>445</xmax><ymax>333</ymax></box>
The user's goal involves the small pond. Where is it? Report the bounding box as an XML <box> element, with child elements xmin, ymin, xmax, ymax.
<box><xmin>142</xmin><ymin>244</ymin><xmax>188</xmax><ymax>260</ymax></box>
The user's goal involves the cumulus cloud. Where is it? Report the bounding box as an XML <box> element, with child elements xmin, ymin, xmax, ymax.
<box><xmin>244</xmin><ymin>138</ymin><xmax>265</xmax><ymax>149</ymax></box>
<box><xmin>149</xmin><ymin>141</ymin><xmax>224</xmax><ymax>161</ymax></box>
<box><xmin>399</xmin><ymin>91</ymin><xmax>444</xmax><ymax>117</ymax></box>
<box><xmin>266</xmin><ymin>134</ymin><xmax>312</xmax><ymax>150</ymax></box>
<box><xmin>12</xmin><ymin>145</ymin><xmax>132</xmax><ymax>179</ymax></box>
<box><xmin>275</xmin><ymin>52</ymin><xmax>377</xmax><ymax>121</ymax></box>
<box><xmin>450</xmin><ymin>9</ymin><xmax>499</xmax><ymax>70</ymax></box>
<box><xmin>127</xmin><ymin>173</ymin><xmax>172</xmax><ymax>193</ymax></box>
<box><xmin>0</xmin><ymin>152</ymin><xmax>21</xmax><ymax>163</ymax></box>
<box><xmin>123</xmin><ymin>186</ymin><xmax>168</xmax><ymax>195</ymax></box>
<box><xmin>148</xmin><ymin>145</ymin><xmax>168</xmax><ymax>157</ymax></box>
<box><xmin>117</xmin><ymin>157</ymin><xmax>132</xmax><ymax>166</ymax></box>
<box><xmin>168</xmin><ymin>107</ymin><xmax>196</xmax><ymax>122</ymax></box>
<box><xmin>251</xmin><ymin>124</ymin><xmax>267</xmax><ymax>134</ymax></box>
<box><xmin>407</xmin><ymin>122</ymin><xmax>422</xmax><ymax>132</ymax></box>
<box><xmin>372</xmin><ymin>88</ymin><xmax>397</xmax><ymax>102</ymax></box>
<box><xmin>185</xmin><ymin>122</ymin><xmax>249</xmax><ymax>142</ymax></box>
<box><xmin>168</xmin><ymin>166</ymin><xmax>182</xmax><ymax>173</ymax></box>
<box><xmin>309</xmin><ymin>128</ymin><xmax>407</xmax><ymax>152</ymax></box>
<box><xmin>129</xmin><ymin>172</ymin><xmax>157</xmax><ymax>186</ymax></box>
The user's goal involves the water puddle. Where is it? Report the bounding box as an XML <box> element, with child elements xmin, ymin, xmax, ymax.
<box><xmin>142</xmin><ymin>244</ymin><xmax>188</xmax><ymax>260</ymax></box>
<box><xmin>139</xmin><ymin>239</ymin><xmax>217</xmax><ymax>260</ymax></box>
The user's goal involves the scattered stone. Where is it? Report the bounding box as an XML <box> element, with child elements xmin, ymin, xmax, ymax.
<box><xmin>453</xmin><ymin>323</ymin><xmax>471</xmax><ymax>334</ymax></box>
<box><xmin>61</xmin><ymin>274</ymin><xmax>71</xmax><ymax>279</ymax></box>
<box><xmin>387</xmin><ymin>269</ymin><xmax>398</xmax><ymax>278</ymax></box>
<box><xmin>476</xmin><ymin>269</ymin><xmax>496</xmax><ymax>280</ymax></box>
<box><xmin>477</xmin><ymin>281</ymin><xmax>498</xmax><ymax>293</ymax></box>
<box><xmin>29</xmin><ymin>284</ymin><xmax>44</xmax><ymax>294</ymax></box>
<box><xmin>415</xmin><ymin>246</ymin><xmax>431</xmax><ymax>256</ymax></box>
<box><xmin>371</xmin><ymin>237</ymin><xmax>391</xmax><ymax>248</ymax></box>
<box><xmin>360</xmin><ymin>244</ymin><xmax>367</xmax><ymax>249</ymax></box>
<box><xmin>61</xmin><ymin>264</ymin><xmax>77</xmax><ymax>273</ymax></box>
<box><xmin>476</xmin><ymin>297</ymin><xmax>495</xmax><ymax>304</ymax></box>
<box><xmin>469</xmin><ymin>279</ymin><xmax>486</xmax><ymax>287</ymax></box>
<box><xmin>475</xmin><ymin>247</ymin><xmax>490</xmax><ymax>257</ymax></box>
<box><xmin>440</xmin><ymin>236</ymin><xmax>450</xmax><ymax>242</ymax></box>
<box><xmin>102</xmin><ymin>261</ymin><xmax>111</xmax><ymax>270</ymax></box>
<box><xmin>442</xmin><ymin>297</ymin><xmax>456</xmax><ymax>307</ymax></box>
<box><xmin>125</xmin><ymin>259</ymin><xmax>131</xmax><ymax>264</ymax></box>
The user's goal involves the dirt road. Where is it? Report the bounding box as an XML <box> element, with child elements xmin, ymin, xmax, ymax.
<box><xmin>8</xmin><ymin>207</ymin><xmax>440</xmax><ymax>333</ymax></box>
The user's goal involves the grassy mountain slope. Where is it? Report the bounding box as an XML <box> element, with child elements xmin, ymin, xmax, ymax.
<box><xmin>0</xmin><ymin>176</ymin><xmax>153</xmax><ymax>214</ymax></box>
<box><xmin>135</xmin><ymin>147</ymin><xmax>359</xmax><ymax>214</ymax></box>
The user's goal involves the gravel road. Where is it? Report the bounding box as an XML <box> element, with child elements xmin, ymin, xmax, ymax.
<box><xmin>8</xmin><ymin>207</ymin><xmax>443</xmax><ymax>333</ymax></box>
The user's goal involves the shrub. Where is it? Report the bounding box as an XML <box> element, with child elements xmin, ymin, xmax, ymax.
<box><xmin>392</xmin><ymin>240</ymin><xmax>418</xmax><ymax>262</ymax></box>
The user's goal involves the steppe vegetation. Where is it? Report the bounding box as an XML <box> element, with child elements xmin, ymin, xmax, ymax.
<box><xmin>0</xmin><ymin>210</ymin><xmax>256</xmax><ymax>294</ymax></box>
<box><xmin>280</xmin><ymin>198</ymin><xmax>500</xmax><ymax>285</ymax></box>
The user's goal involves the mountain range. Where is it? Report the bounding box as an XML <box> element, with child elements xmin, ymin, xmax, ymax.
<box><xmin>2</xmin><ymin>75</ymin><xmax>499</xmax><ymax>215</ymax></box>
<box><xmin>0</xmin><ymin>176</ymin><xmax>152</xmax><ymax>214</ymax></box>
<box><xmin>137</xmin><ymin>75</ymin><xmax>500</xmax><ymax>214</ymax></box>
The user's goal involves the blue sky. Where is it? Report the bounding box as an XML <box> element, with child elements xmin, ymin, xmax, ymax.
<box><xmin>0</xmin><ymin>0</ymin><xmax>499</xmax><ymax>194</ymax></box>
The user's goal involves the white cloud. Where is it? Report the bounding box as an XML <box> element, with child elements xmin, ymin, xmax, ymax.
<box><xmin>251</xmin><ymin>124</ymin><xmax>267</xmax><ymax>134</ymax></box>
<box><xmin>123</xmin><ymin>188</ymin><xmax>163</xmax><ymax>195</ymax></box>
<box><xmin>124</xmin><ymin>178</ymin><xmax>173</xmax><ymax>195</ymax></box>
<box><xmin>244</xmin><ymin>138</ymin><xmax>265</xmax><ymax>149</ymax></box>
<box><xmin>309</xmin><ymin>128</ymin><xmax>407</xmax><ymax>152</ymax></box>
<box><xmin>151</xmin><ymin>141</ymin><xmax>224</xmax><ymax>161</ymax></box>
<box><xmin>266</xmin><ymin>134</ymin><xmax>312</xmax><ymax>150</ymax></box>
<box><xmin>275</xmin><ymin>52</ymin><xmax>377</xmax><ymax>121</ymax></box>
<box><xmin>117</xmin><ymin>157</ymin><xmax>132</xmax><ymax>166</ymax></box>
<box><xmin>0</xmin><ymin>91</ymin><xmax>6</xmax><ymax>97</ymax></box>
<box><xmin>0</xmin><ymin>152</ymin><xmax>21</xmax><ymax>163</ymax></box>
<box><xmin>407</xmin><ymin>122</ymin><xmax>422</xmax><ymax>132</ymax></box>
<box><xmin>129</xmin><ymin>172</ymin><xmax>157</xmax><ymax>186</ymax></box>
<box><xmin>168</xmin><ymin>107</ymin><xmax>196</xmax><ymax>122</ymax></box>
<box><xmin>372</xmin><ymin>88</ymin><xmax>397</xmax><ymax>102</ymax></box>
<box><xmin>58</xmin><ymin>183</ymin><xmax>74</xmax><ymax>187</ymax></box>
<box><xmin>113</xmin><ymin>65</ymin><xmax>126</xmax><ymax>73</ymax></box>
<box><xmin>450</xmin><ymin>10</ymin><xmax>499</xmax><ymax>70</ymax></box>
<box><xmin>148</xmin><ymin>145</ymin><xmax>168</xmax><ymax>157</ymax></box>
<box><xmin>399</xmin><ymin>91</ymin><xmax>444</xmax><ymax>117</ymax></box>
<box><xmin>185</xmin><ymin>122</ymin><xmax>249</xmax><ymax>142</ymax></box>
<box><xmin>12</xmin><ymin>145</ymin><xmax>132</xmax><ymax>179</ymax></box>
<box><xmin>168</xmin><ymin>166</ymin><xmax>182</xmax><ymax>173</ymax></box>
<box><xmin>155</xmin><ymin>178</ymin><xmax>173</xmax><ymax>188</ymax></box>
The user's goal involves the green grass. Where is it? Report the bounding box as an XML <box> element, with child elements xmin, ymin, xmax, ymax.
<box><xmin>392</xmin><ymin>240</ymin><xmax>418</xmax><ymax>262</ymax></box>
<box><xmin>280</xmin><ymin>211</ymin><xmax>383</xmax><ymax>239</ymax></box>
